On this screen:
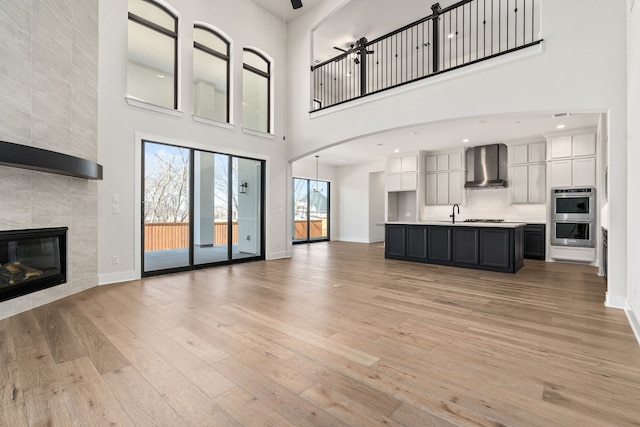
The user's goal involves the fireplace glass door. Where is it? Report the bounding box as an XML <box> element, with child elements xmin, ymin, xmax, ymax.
<box><xmin>0</xmin><ymin>227</ymin><xmax>67</xmax><ymax>302</ymax></box>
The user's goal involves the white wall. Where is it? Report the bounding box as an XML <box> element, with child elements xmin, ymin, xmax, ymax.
<box><xmin>335</xmin><ymin>160</ymin><xmax>386</xmax><ymax>243</ymax></box>
<box><xmin>287</xmin><ymin>0</ymin><xmax>628</xmax><ymax>307</ymax></box>
<box><xmin>627</xmin><ymin>3</ymin><xmax>640</xmax><ymax>342</ymax></box>
<box><xmin>369</xmin><ymin>171</ymin><xmax>386</xmax><ymax>243</ymax></box>
<box><xmin>422</xmin><ymin>188</ymin><xmax>546</xmax><ymax>223</ymax></box>
<box><xmin>98</xmin><ymin>0</ymin><xmax>291</xmax><ymax>284</ymax></box>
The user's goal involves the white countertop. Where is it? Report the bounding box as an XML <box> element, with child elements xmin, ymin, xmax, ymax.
<box><xmin>386</xmin><ymin>220</ymin><xmax>527</xmax><ymax>228</ymax></box>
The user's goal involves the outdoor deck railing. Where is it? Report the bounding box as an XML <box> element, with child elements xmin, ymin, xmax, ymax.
<box><xmin>144</xmin><ymin>220</ymin><xmax>326</xmax><ymax>251</ymax></box>
<box><xmin>311</xmin><ymin>0</ymin><xmax>542</xmax><ymax>111</ymax></box>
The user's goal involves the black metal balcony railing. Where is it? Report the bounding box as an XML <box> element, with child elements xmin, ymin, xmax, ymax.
<box><xmin>311</xmin><ymin>0</ymin><xmax>542</xmax><ymax>111</ymax></box>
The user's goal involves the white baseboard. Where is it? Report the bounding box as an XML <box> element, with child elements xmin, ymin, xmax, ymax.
<box><xmin>98</xmin><ymin>271</ymin><xmax>138</xmax><ymax>286</ymax></box>
<box><xmin>605</xmin><ymin>292</ymin><xmax>626</xmax><ymax>309</ymax></box>
<box><xmin>337</xmin><ymin>237</ymin><xmax>370</xmax><ymax>243</ymax></box>
<box><xmin>625</xmin><ymin>300</ymin><xmax>640</xmax><ymax>346</ymax></box>
<box><xmin>267</xmin><ymin>251</ymin><xmax>291</xmax><ymax>260</ymax></box>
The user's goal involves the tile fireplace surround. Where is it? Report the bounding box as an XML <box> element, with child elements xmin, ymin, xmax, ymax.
<box><xmin>0</xmin><ymin>0</ymin><xmax>100</xmax><ymax>319</ymax></box>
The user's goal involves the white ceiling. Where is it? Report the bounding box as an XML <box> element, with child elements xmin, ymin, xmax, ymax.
<box><xmin>311</xmin><ymin>112</ymin><xmax>601</xmax><ymax>166</ymax></box>
<box><xmin>250</xmin><ymin>1</ymin><xmax>601</xmax><ymax>167</ymax></box>
<box><xmin>250</xmin><ymin>0</ymin><xmax>325</xmax><ymax>22</ymax></box>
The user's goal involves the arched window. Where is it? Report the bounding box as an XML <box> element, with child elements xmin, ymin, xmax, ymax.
<box><xmin>243</xmin><ymin>49</ymin><xmax>271</xmax><ymax>133</ymax></box>
<box><xmin>127</xmin><ymin>0</ymin><xmax>178</xmax><ymax>109</ymax></box>
<box><xmin>193</xmin><ymin>25</ymin><xmax>230</xmax><ymax>123</ymax></box>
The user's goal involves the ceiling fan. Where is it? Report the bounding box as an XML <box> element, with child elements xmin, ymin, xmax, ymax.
<box><xmin>291</xmin><ymin>0</ymin><xmax>303</xmax><ymax>9</ymax></box>
<box><xmin>333</xmin><ymin>37</ymin><xmax>374</xmax><ymax>64</ymax></box>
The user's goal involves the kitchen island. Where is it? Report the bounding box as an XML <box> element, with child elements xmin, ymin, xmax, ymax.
<box><xmin>385</xmin><ymin>221</ymin><xmax>525</xmax><ymax>273</ymax></box>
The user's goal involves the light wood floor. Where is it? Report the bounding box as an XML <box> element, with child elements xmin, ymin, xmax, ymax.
<box><xmin>2</xmin><ymin>242</ymin><xmax>639</xmax><ymax>426</ymax></box>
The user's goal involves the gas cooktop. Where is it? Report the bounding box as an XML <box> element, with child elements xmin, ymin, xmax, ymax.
<box><xmin>463</xmin><ymin>219</ymin><xmax>505</xmax><ymax>223</ymax></box>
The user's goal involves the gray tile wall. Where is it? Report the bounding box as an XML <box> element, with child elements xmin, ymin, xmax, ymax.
<box><xmin>0</xmin><ymin>0</ymin><xmax>99</xmax><ymax>319</ymax></box>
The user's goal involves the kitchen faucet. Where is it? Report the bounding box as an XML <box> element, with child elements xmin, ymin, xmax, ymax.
<box><xmin>450</xmin><ymin>204</ymin><xmax>460</xmax><ymax>224</ymax></box>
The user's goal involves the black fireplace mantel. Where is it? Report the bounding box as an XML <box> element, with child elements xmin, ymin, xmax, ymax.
<box><xmin>0</xmin><ymin>140</ymin><xmax>103</xmax><ymax>180</ymax></box>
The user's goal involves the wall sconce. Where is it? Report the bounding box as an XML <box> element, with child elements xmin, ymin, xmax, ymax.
<box><xmin>240</xmin><ymin>180</ymin><xmax>248</xmax><ymax>194</ymax></box>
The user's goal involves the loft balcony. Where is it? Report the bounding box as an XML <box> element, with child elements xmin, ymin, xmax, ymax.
<box><xmin>310</xmin><ymin>0</ymin><xmax>543</xmax><ymax>112</ymax></box>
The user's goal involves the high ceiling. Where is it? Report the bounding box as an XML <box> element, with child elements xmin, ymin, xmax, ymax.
<box><xmin>250</xmin><ymin>0</ymin><xmax>325</xmax><ymax>22</ymax></box>
<box><xmin>251</xmin><ymin>1</ymin><xmax>601</xmax><ymax>167</ymax></box>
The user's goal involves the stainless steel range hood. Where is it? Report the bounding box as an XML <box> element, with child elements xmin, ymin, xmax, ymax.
<box><xmin>464</xmin><ymin>143</ymin><xmax>508</xmax><ymax>188</ymax></box>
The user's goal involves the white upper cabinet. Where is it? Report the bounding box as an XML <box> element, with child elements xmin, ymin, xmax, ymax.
<box><xmin>401</xmin><ymin>155</ymin><xmax>418</xmax><ymax>172</ymax></box>
<box><xmin>511</xmin><ymin>144</ymin><xmax>529</xmax><ymax>165</ymax></box>
<box><xmin>448</xmin><ymin>152</ymin><xmax>463</xmax><ymax>170</ymax></box>
<box><xmin>527</xmin><ymin>163</ymin><xmax>546</xmax><ymax>203</ymax></box>
<box><xmin>437</xmin><ymin>154</ymin><xmax>449</xmax><ymax>171</ymax></box>
<box><xmin>425</xmin><ymin>152</ymin><xmax>464</xmax><ymax>205</ymax></box>
<box><xmin>550</xmin><ymin>136</ymin><xmax>573</xmax><ymax>159</ymax></box>
<box><xmin>572</xmin><ymin>133</ymin><xmax>596</xmax><ymax>157</ymax></box>
<box><xmin>528</xmin><ymin>142</ymin><xmax>546</xmax><ymax>163</ymax></box>
<box><xmin>387</xmin><ymin>157</ymin><xmax>402</xmax><ymax>173</ymax></box>
<box><xmin>548</xmin><ymin>131</ymin><xmax>597</xmax><ymax>188</ymax></box>
<box><xmin>448</xmin><ymin>171</ymin><xmax>463</xmax><ymax>204</ymax></box>
<box><xmin>549</xmin><ymin>159</ymin><xmax>572</xmax><ymax>188</ymax></box>
<box><xmin>425</xmin><ymin>155</ymin><xmax>437</xmax><ymax>172</ymax></box>
<box><xmin>509</xmin><ymin>141</ymin><xmax>546</xmax><ymax>204</ymax></box>
<box><xmin>510</xmin><ymin>165</ymin><xmax>529</xmax><ymax>203</ymax></box>
<box><xmin>571</xmin><ymin>157</ymin><xmax>596</xmax><ymax>187</ymax></box>
<box><xmin>387</xmin><ymin>154</ymin><xmax>422</xmax><ymax>191</ymax></box>
<box><xmin>549</xmin><ymin>133</ymin><xmax>596</xmax><ymax>159</ymax></box>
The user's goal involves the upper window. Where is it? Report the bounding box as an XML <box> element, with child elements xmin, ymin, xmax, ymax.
<box><xmin>193</xmin><ymin>25</ymin><xmax>230</xmax><ymax>123</ymax></box>
<box><xmin>127</xmin><ymin>0</ymin><xmax>178</xmax><ymax>109</ymax></box>
<box><xmin>242</xmin><ymin>49</ymin><xmax>271</xmax><ymax>133</ymax></box>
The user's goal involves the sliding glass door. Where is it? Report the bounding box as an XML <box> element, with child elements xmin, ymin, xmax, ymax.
<box><xmin>143</xmin><ymin>142</ymin><xmax>191</xmax><ymax>271</ymax></box>
<box><xmin>143</xmin><ymin>141</ymin><xmax>264</xmax><ymax>275</ymax></box>
<box><xmin>293</xmin><ymin>177</ymin><xmax>330</xmax><ymax>243</ymax></box>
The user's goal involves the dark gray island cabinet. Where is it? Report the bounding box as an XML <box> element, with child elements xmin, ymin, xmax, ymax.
<box><xmin>385</xmin><ymin>222</ymin><xmax>525</xmax><ymax>273</ymax></box>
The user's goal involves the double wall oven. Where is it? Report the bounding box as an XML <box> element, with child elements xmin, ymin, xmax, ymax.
<box><xmin>551</xmin><ymin>187</ymin><xmax>596</xmax><ymax>247</ymax></box>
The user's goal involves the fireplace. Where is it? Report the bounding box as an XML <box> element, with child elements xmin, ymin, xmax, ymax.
<box><xmin>0</xmin><ymin>227</ymin><xmax>67</xmax><ymax>302</ymax></box>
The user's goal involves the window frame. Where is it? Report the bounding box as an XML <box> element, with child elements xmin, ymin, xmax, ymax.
<box><xmin>127</xmin><ymin>0</ymin><xmax>179</xmax><ymax>110</ymax></box>
<box><xmin>193</xmin><ymin>24</ymin><xmax>231</xmax><ymax>123</ymax></box>
<box><xmin>242</xmin><ymin>48</ymin><xmax>271</xmax><ymax>134</ymax></box>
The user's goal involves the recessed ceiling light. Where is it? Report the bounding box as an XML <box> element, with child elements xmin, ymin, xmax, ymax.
<box><xmin>462</xmin><ymin>138</ymin><xmax>470</xmax><ymax>143</ymax></box>
<box><xmin>447</xmin><ymin>33</ymin><xmax>455</xmax><ymax>39</ymax></box>
<box><xmin>394</xmin><ymin>149</ymin><xmax>400</xmax><ymax>153</ymax></box>
<box><xmin>155</xmin><ymin>74</ymin><xmax>165</xmax><ymax>79</ymax></box>
<box><xmin>556</xmin><ymin>124</ymin><xmax>566</xmax><ymax>129</ymax></box>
